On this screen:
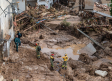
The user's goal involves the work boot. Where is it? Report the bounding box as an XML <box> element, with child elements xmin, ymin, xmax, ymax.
<box><xmin>62</xmin><ymin>67</ymin><xmax>64</xmax><ymax>69</ymax></box>
<box><xmin>65</xmin><ymin>67</ymin><xmax>67</xmax><ymax>70</ymax></box>
<box><xmin>51</xmin><ymin>67</ymin><xmax>54</xmax><ymax>70</ymax></box>
<box><xmin>16</xmin><ymin>50</ymin><xmax>18</xmax><ymax>52</ymax></box>
<box><xmin>19</xmin><ymin>43</ymin><xmax>21</xmax><ymax>46</ymax></box>
<box><xmin>37</xmin><ymin>57</ymin><xmax>40</xmax><ymax>59</ymax></box>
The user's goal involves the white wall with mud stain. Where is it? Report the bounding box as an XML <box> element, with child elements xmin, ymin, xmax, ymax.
<box><xmin>18</xmin><ymin>0</ymin><xmax>26</xmax><ymax>13</ymax></box>
<box><xmin>0</xmin><ymin>0</ymin><xmax>14</xmax><ymax>57</ymax></box>
<box><xmin>0</xmin><ymin>0</ymin><xmax>14</xmax><ymax>39</ymax></box>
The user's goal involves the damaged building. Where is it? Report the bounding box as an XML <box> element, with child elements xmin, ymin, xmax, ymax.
<box><xmin>12</xmin><ymin>0</ymin><xmax>58</xmax><ymax>14</ymax></box>
<box><xmin>0</xmin><ymin>0</ymin><xmax>14</xmax><ymax>60</ymax></box>
<box><xmin>0</xmin><ymin>0</ymin><xmax>112</xmax><ymax>81</ymax></box>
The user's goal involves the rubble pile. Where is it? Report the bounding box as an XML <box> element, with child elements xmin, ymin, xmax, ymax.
<box><xmin>1</xmin><ymin>1</ymin><xmax>112</xmax><ymax>81</ymax></box>
<box><xmin>95</xmin><ymin>2</ymin><xmax>110</xmax><ymax>11</ymax></box>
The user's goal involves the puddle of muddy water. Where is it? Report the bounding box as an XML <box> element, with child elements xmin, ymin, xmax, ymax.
<box><xmin>41</xmin><ymin>44</ymin><xmax>86</xmax><ymax>60</ymax></box>
<box><xmin>21</xmin><ymin>43</ymin><xmax>86</xmax><ymax>60</ymax></box>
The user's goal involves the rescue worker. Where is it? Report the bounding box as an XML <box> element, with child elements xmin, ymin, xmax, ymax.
<box><xmin>14</xmin><ymin>35</ymin><xmax>20</xmax><ymax>52</ymax></box>
<box><xmin>36</xmin><ymin>43</ymin><xmax>41</xmax><ymax>59</ymax></box>
<box><xmin>50</xmin><ymin>54</ymin><xmax>54</xmax><ymax>70</ymax></box>
<box><xmin>17</xmin><ymin>31</ymin><xmax>22</xmax><ymax>46</ymax></box>
<box><xmin>62</xmin><ymin>54</ymin><xmax>68</xmax><ymax>70</ymax></box>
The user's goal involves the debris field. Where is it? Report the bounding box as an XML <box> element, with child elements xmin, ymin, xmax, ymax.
<box><xmin>1</xmin><ymin>1</ymin><xmax>112</xmax><ymax>81</ymax></box>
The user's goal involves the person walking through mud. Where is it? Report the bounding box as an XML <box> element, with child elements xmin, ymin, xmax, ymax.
<box><xmin>14</xmin><ymin>35</ymin><xmax>21</xmax><ymax>52</ymax></box>
<box><xmin>36</xmin><ymin>43</ymin><xmax>41</xmax><ymax>59</ymax></box>
<box><xmin>16</xmin><ymin>31</ymin><xmax>22</xmax><ymax>46</ymax></box>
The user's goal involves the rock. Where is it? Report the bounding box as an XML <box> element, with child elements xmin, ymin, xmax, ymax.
<box><xmin>0</xmin><ymin>74</ymin><xmax>4</xmax><ymax>81</ymax></box>
<box><xmin>99</xmin><ymin>63</ymin><xmax>110</xmax><ymax>71</ymax></box>
<box><xmin>95</xmin><ymin>70</ymin><xmax>108</xmax><ymax>77</ymax></box>
<box><xmin>59</xmin><ymin>68</ymin><xmax>66</xmax><ymax>75</ymax></box>
<box><xmin>85</xmin><ymin>65</ymin><xmax>96</xmax><ymax>75</ymax></box>
<box><xmin>100</xmin><ymin>63</ymin><xmax>108</xmax><ymax>68</ymax></box>
<box><xmin>104</xmin><ymin>47</ymin><xmax>111</xmax><ymax>51</ymax></box>
<box><xmin>109</xmin><ymin>44</ymin><xmax>112</xmax><ymax>48</ymax></box>
<box><xmin>68</xmin><ymin>58</ymin><xmax>84</xmax><ymax>69</ymax></box>
<box><xmin>104</xmin><ymin>47</ymin><xmax>112</xmax><ymax>55</ymax></box>
<box><xmin>108</xmin><ymin>66</ymin><xmax>112</xmax><ymax>71</ymax></box>
<box><xmin>78</xmin><ymin>53</ymin><xmax>92</xmax><ymax>64</ymax></box>
<box><xmin>39</xmin><ymin>35</ymin><xmax>44</xmax><ymax>39</ymax></box>
<box><xmin>89</xmin><ymin>56</ymin><xmax>98</xmax><ymax>61</ymax></box>
<box><xmin>66</xmin><ymin>65</ymin><xmax>73</xmax><ymax>75</ymax></box>
<box><xmin>79</xmin><ymin>43</ymin><xmax>96</xmax><ymax>56</ymax></box>
<box><xmin>67</xmin><ymin>75</ymin><xmax>73</xmax><ymax>81</ymax></box>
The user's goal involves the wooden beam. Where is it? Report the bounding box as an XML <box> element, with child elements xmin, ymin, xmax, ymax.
<box><xmin>24</xmin><ymin>24</ymin><xmax>37</xmax><ymax>32</ymax></box>
<box><xmin>16</xmin><ymin>16</ymin><xmax>27</xmax><ymax>22</ymax></box>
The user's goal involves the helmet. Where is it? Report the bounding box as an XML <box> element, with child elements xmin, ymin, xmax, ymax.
<box><xmin>51</xmin><ymin>54</ymin><xmax>54</xmax><ymax>56</ymax></box>
<box><xmin>36</xmin><ymin>43</ymin><xmax>38</xmax><ymax>46</ymax></box>
<box><xmin>65</xmin><ymin>54</ymin><xmax>67</xmax><ymax>56</ymax></box>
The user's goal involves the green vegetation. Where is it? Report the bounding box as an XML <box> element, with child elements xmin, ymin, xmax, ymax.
<box><xmin>61</xmin><ymin>18</ymin><xmax>70</xmax><ymax>27</ymax></box>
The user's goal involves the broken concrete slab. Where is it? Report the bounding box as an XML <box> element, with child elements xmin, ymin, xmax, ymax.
<box><xmin>79</xmin><ymin>43</ymin><xmax>96</xmax><ymax>56</ymax></box>
<box><xmin>0</xmin><ymin>74</ymin><xmax>4</xmax><ymax>81</ymax></box>
<box><xmin>95</xmin><ymin>70</ymin><xmax>108</xmax><ymax>77</ymax></box>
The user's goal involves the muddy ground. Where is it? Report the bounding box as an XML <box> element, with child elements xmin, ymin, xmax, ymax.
<box><xmin>0</xmin><ymin>0</ymin><xmax>112</xmax><ymax>80</ymax></box>
<box><xmin>1</xmin><ymin>23</ymin><xmax>112</xmax><ymax>81</ymax></box>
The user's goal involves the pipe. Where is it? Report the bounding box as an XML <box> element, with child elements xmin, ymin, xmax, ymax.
<box><xmin>77</xmin><ymin>28</ymin><xmax>104</xmax><ymax>49</ymax></box>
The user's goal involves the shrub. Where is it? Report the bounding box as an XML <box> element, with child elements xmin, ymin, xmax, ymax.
<box><xmin>61</xmin><ymin>18</ymin><xmax>70</xmax><ymax>27</ymax></box>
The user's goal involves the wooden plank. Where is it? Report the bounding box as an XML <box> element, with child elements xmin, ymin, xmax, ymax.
<box><xmin>24</xmin><ymin>24</ymin><xmax>37</xmax><ymax>32</ymax></box>
<box><xmin>16</xmin><ymin>16</ymin><xmax>27</xmax><ymax>22</ymax></box>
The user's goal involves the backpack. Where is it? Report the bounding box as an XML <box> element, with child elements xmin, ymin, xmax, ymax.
<box><xmin>19</xmin><ymin>33</ymin><xmax>22</xmax><ymax>37</ymax></box>
<box><xmin>17</xmin><ymin>33</ymin><xmax>22</xmax><ymax>38</ymax></box>
<box><xmin>38</xmin><ymin>46</ymin><xmax>41</xmax><ymax>51</ymax></box>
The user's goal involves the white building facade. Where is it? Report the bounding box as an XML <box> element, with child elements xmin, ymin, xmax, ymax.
<box><xmin>12</xmin><ymin>0</ymin><xmax>26</xmax><ymax>13</ymax></box>
<box><xmin>0</xmin><ymin>0</ymin><xmax>14</xmax><ymax>57</ymax></box>
<box><xmin>37</xmin><ymin>0</ymin><xmax>53</xmax><ymax>9</ymax></box>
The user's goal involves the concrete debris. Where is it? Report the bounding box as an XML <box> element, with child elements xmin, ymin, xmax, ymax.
<box><xmin>79</xmin><ymin>43</ymin><xmax>96</xmax><ymax>56</ymax></box>
<box><xmin>109</xmin><ymin>44</ymin><xmax>112</xmax><ymax>48</ymax></box>
<box><xmin>1</xmin><ymin>1</ymin><xmax>112</xmax><ymax>81</ymax></box>
<box><xmin>95</xmin><ymin>2</ymin><xmax>110</xmax><ymax>11</ymax></box>
<box><xmin>95</xmin><ymin>70</ymin><xmax>108</xmax><ymax>77</ymax></box>
<box><xmin>0</xmin><ymin>74</ymin><xmax>4</xmax><ymax>81</ymax></box>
